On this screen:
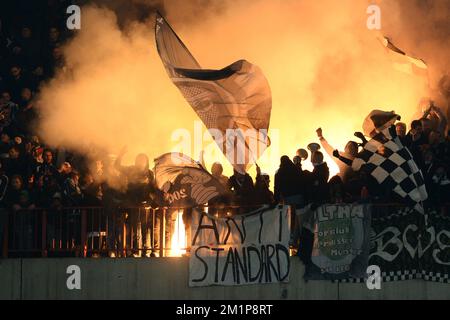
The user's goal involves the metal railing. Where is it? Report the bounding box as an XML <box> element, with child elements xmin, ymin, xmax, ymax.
<box><xmin>1</xmin><ymin>206</ymin><xmax>175</xmax><ymax>258</ymax></box>
<box><xmin>0</xmin><ymin>203</ymin><xmax>448</xmax><ymax>258</ymax></box>
<box><xmin>0</xmin><ymin>205</ymin><xmax>264</xmax><ymax>258</ymax></box>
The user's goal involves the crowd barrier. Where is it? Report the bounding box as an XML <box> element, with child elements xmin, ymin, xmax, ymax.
<box><xmin>0</xmin><ymin>203</ymin><xmax>448</xmax><ymax>258</ymax></box>
<box><xmin>1</xmin><ymin>205</ymin><xmax>265</xmax><ymax>258</ymax></box>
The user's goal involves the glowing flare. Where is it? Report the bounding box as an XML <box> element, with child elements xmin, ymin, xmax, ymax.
<box><xmin>169</xmin><ymin>210</ymin><xmax>186</xmax><ymax>257</ymax></box>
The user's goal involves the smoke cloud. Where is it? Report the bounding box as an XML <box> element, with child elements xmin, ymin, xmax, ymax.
<box><xmin>36</xmin><ymin>0</ymin><xmax>449</xmax><ymax>178</ymax></box>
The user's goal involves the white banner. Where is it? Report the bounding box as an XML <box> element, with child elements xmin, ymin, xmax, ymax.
<box><xmin>189</xmin><ymin>206</ymin><xmax>291</xmax><ymax>287</ymax></box>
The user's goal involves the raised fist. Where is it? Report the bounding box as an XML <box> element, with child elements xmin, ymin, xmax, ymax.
<box><xmin>332</xmin><ymin>149</ymin><xmax>340</xmax><ymax>158</ymax></box>
<box><xmin>316</xmin><ymin>128</ymin><xmax>323</xmax><ymax>138</ymax></box>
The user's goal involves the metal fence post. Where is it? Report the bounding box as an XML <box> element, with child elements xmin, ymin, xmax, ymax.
<box><xmin>41</xmin><ymin>210</ymin><xmax>47</xmax><ymax>257</ymax></box>
<box><xmin>2</xmin><ymin>210</ymin><xmax>8</xmax><ymax>258</ymax></box>
<box><xmin>159</xmin><ymin>209</ymin><xmax>166</xmax><ymax>257</ymax></box>
<box><xmin>81</xmin><ymin>209</ymin><xmax>87</xmax><ymax>258</ymax></box>
<box><xmin>122</xmin><ymin>210</ymin><xmax>127</xmax><ymax>257</ymax></box>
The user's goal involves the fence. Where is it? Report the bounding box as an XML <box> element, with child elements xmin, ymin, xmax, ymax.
<box><xmin>1</xmin><ymin>203</ymin><xmax>448</xmax><ymax>258</ymax></box>
<box><xmin>0</xmin><ymin>205</ymin><xmax>267</xmax><ymax>258</ymax></box>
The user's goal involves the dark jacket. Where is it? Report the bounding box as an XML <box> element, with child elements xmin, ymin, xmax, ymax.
<box><xmin>274</xmin><ymin>158</ymin><xmax>305</xmax><ymax>203</ymax></box>
<box><xmin>228</xmin><ymin>173</ymin><xmax>254</xmax><ymax>205</ymax></box>
<box><xmin>310</xmin><ymin>162</ymin><xmax>330</xmax><ymax>203</ymax></box>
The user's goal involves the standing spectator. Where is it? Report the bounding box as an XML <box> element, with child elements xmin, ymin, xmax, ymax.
<box><xmin>198</xmin><ymin>151</ymin><xmax>229</xmax><ymax>187</ymax></box>
<box><xmin>405</xmin><ymin>120</ymin><xmax>426</xmax><ymax>169</ymax></box>
<box><xmin>15</xmin><ymin>26</ymin><xmax>40</xmax><ymax>68</ymax></box>
<box><xmin>7</xmin><ymin>65</ymin><xmax>30</xmax><ymax>101</ymax></box>
<box><xmin>34</xmin><ymin>149</ymin><xmax>59</xmax><ymax>189</ymax></box>
<box><xmin>428</xmin><ymin>164</ymin><xmax>450</xmax><ymax>208</ymax></box>
<box><xmin>27</xmin><ymin>146</ymin><xmax>43</xmax><ymax>179</ymax></box>
<box><xmin>30</xmin><ymin>65</ymin><xmax>46</xmax><ymax>89</ymax></box>
<box><xmin>15</xmin><ymin>87</ymin><xmax>36</xmax><ymax>135</ymax></box>
<box><xmin>228</xmin><ymin>169</ymin><xmax>255</xmax><ymax>208</ymax></box>
<box><xmin>422</xmin><ymin>102</ymin><xmax>448</xmax><ymax>138</ymax></box>
<box><xmin>102</xmin><ymin>159</ymin><xmax>127</xmax><ymax>257</ymax></box>
<box><xmin>57</xmin><ymin>161</ymin><xmax>72</xmax><ymax>186</ymax></box>
<box><xmin>114</xmin><ymin>147</ymin><xmax>154</xmax><ymax>206</ymax></box>
<box><xmin>310</xmin><ymin>151</ymin><xmax>330</xmax><ymax>204</ymax></box>
<box><xmin>3</xmin><ymin>145</ymin><xmax>27</xmax><ymax>179</ymax></box>
<box><xmin>274</xmin><ymin>155</ymin><xmax>305</xmax><ymax>206</ymax></box>
<box><xmin>0</xmin><ymin>132</ymin><xmax>12</xmax><ymax>155</ymax></box>
<box><xmin>316</xmin><ymin>127</ymin><xmax>357</xmax><ymax>183</ymax></box>
<box><xmin>0</xmin><ymin>161</ymin><xmax>8</xmax><ymax>257</ymax></box>
<box><xmin>81</xmin><ymin>173</ymin><xmax>102</xmax><ymax>206</ymax></box>
<box><xmin>210</xmin><ymin>162</ymin><xmax>229</xmax><ymax>187</ymax></box>
<box><xmin>63</xmin><ymin>171</ymin><xmax>83</xmax><ymax>206</ymax></box>
<box><xmin>328</xmin><ymin>175</ymin><xmax>346</xmax><ymax>204</ymax></box>
<box><xmin>274</xmin><ymin>155</ymin><xmax>306</xmax><ymax>248</ymax></box>
<box><xmin>396</xmin><ymin>122</ymin><xmax>408</xmax><ymax>145</ymax></box>
<box><xmin>0</xmin><ymin>90</ymin><xmax>18</xmax><ymax>133</ymax></box>
<box><xmin>4</xmin><ymin>174</ymin><xmax>36</xmax><ymax>254</ymax></box>
<box><xmin>4</xmin><ymin>174</ymin><xmax>35</xmax><ymax>211</ymax></box>
<box><xmin>62</xmin><ymin>171</ymin><xmax>83</xmax><ymax>255</ymax></box>
<box><xmin>254</xmin><ymin>165</ymin><xmax>274</xmax><ymax>205</ymax></box>
<box><xmin>405</xmin><ymin>120</ymin><xmax>426</xmax><ymax>146</ymax></box>
<box><xmin>115</xmin><ymin>147</ymin><xmax>155</xmax><ymax>256</ymax></box>
<box><xmin>294</xmin><ymin>148</ymin><xmax>309</xmax><ymax>172</ymax></box>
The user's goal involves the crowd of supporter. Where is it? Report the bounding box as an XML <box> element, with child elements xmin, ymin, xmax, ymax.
<box><xmin>221</xmin><ymin>104</ymin><xmax>450</xmax><ymax>210</ymax></box>
<box><xmin>0</xmin><ymin>2</ymin><xmax>449</xmax><ymax>258</ymax></box>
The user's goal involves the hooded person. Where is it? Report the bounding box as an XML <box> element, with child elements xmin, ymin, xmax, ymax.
<box><xmin>310</xmin><ymin>151</ymin><xmax>330</xmax><ymax>204</ymax></box>
<box><xmin>228</xmin><ymin>169</ymin><xmax>255</xmax><ymax>208</ymax></box>
<box><xmin>253</xmin><ymin>165</ymin><xmax>274</xmax><ymax>205</ymax></box>
<box><xmin>362</xmin><ymin>110</ymin><xmax>401</xmax><ymax>138</ymax></box>
<box><xmin>274</xmin><ymin>155</ymin><xmax>305</xmax><ymax>206</ymax></box>
<box><xmin>274</xmin><ymin>155</ymin><xmax>307</xmax><ymax>249</ymax></box>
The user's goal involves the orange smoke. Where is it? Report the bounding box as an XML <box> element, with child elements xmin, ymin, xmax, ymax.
<box><xmin>37</xmin><ymin>0</ymin><xmax>434</xmax><ymax>181</ymax></box>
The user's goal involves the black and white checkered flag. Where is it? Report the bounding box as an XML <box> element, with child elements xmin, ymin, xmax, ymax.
<box><xmin>352</xmin><ymin>125</ymin><xmax>428</xmax><ymax>213</ymax></box>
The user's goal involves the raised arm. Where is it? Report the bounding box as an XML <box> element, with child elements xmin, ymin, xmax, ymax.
<box><xmin>316</xmin><ymin>128</ymin><xmax>335</xmax><ymax>159</ymax></box>
<box><xmin>114</xmin><ymin>146</ymin><xmax>128</xmax><ymax>173</ymax></box>
<box><xmin>431</xmin><ymin>105</ymin><xmax>448</xmax><ymax>136</ymax></box>
<box><xmin>332</xmin><ymin>150</ymin><xmax>353</xmax><ymax>166</ymax></box>
<box><xmin>354</xmin><ymin>132</ymin><xmax>368</xmax><ymax>147</ymax></box>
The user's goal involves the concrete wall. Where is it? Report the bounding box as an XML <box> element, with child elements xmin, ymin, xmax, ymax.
<box><xmin>0</xmin><ymin>257</ymin><xmax>449</xmax><ymax>300</ymax></box>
